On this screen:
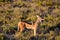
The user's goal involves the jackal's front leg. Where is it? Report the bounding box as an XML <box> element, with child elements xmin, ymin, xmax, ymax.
<box><xmin>34</xmin><ymin>29</ymin><xmax>36</xmax><ymax>36</ymax></box>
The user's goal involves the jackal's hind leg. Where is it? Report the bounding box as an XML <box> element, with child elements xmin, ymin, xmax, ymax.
<box><xmin>20</xmin><ymin>27</ymin><xmax>25</xmax><ymax>32</ymax></box>
<box><xmin>18</xmin><ymin>26</ymin><xmax>20</xmax><ymax>32</ymax></box>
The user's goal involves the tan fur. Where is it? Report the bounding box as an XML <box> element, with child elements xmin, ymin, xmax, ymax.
<box><xmin>18</xmin><ymin>15</ymin><xmax>44</xmax><ymax>36</ymax></box>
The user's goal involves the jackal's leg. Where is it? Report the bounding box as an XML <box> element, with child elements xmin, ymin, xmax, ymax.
<box><xmin>18</xmin><ymin>26</ymin><xmax>23</xmax><ymax>32</ymax></box>
<box><xmin>34</xmin><ymin>29</ymin><xmax>36</xmax><ymax>36</ymax></box>
<box><xmin>20</xmin><ymin>28</ymin><xmax>23</xmax><ymax>32</ymax></box>
<box><xmin>18</xmin><ymin>26</ymin><xmax>20</xmax><ymax>32</ymax></box>
<box><xmin>20</xmin><ymin>27</ymin><xmax>25</xmax><ymax>32</ymax></box>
